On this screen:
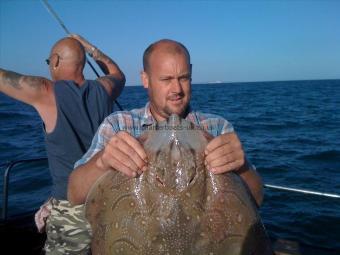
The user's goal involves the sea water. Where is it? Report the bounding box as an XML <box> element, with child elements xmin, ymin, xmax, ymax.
<box><xmin>0</xmin><ymin>80</ymin><xmax>339</xmax><ymax>252</ymax></box>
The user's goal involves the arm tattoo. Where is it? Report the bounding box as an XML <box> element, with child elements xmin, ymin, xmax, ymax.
<box><xmin>0</xmin><ymin>68</ymin><xmax>22</xmax><ymax>89</ymax></box>
<box><xmin>22</xmin><ymin>76</ymin><xmax>47</xmax><ymax>89</ymax></box>
<box><xmin>93</xmin><ymin>50</ymin><xmax>111</xmax><ymax>75</ymax></box>
<box><xmin>0</xmin><ymin>68</ymin><xmax>46</xmax><ymax>90</ymax></box>
<box><xmin>92</xmin><ymin>48</ymin><xmax>105</xmax><ymax>60</ymax></box>
<box><xmin>92</xmin><ymin>50</ymin><xmax>118</xmax><ymax>75</ymax></box>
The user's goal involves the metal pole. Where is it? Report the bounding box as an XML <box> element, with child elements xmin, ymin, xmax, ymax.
<box><xmin>264</xmin><ymin>184</ymin><xmax>340</xmax><ymax>198</ymax></box>
<box><xmin>41</xmin><ymin>0</ymin><xmax>123</xmax><ymax>110</ymax></box>
<box><xmin>2</xmin><ymin>163</ymin><xmax>11</xmax><ymax>220</ymax></box>
<box><xmin>1</xmin><ymin>158</ymin><xmax>48</xmax><ymax>220</ymax></box>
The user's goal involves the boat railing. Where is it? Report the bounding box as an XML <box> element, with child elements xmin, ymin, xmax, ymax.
<box><xmin>264</xmin><ymin>184</ymin><xmax>340</xmax><ymax>198</ymax></box>
<box><xmin>1</xmin><ymin>157</ymin><xmax>48</xmax><ymax>221</ymax></box>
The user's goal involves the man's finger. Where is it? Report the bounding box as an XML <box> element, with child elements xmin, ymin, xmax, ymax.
<box><xmin>210</xmin><ymin>159</ymin><xmax>243</xmax><ymax>174</ymax></box>
<box><xmin>207</xmin><ymin>152</ymin><xmax>235</xmax><ymax>169</ymax></box>
<box><xmin>205</xmin><ymin>144</ymin><xmax>233</xmax><ymax>163</ymax></box>
<box><xmin>112</xmin><ymin>132</ymin><xmax>147</xmax><ymax>169</ymax></box>
<box><xmin>106</xmin><ymin>157</ymin><xmax>137</xmax><ymax>177</ymax></box>
<box><xmin>117</xmin><ymin>131</ymin><xmax>147</xmax><ymax>162</ymax></box>
<box><xmin>205</xmin><ymin>132</ymin><xmax>236</xmax><ymax>154</ymax></box>
<box><xmin>107</xmin><ymin>140</ymin><xmax>141</xmax><ymax>172</ymax></box>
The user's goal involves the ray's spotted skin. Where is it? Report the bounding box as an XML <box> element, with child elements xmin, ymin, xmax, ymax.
<box><xmin>85</xmin><ymin>114</ymin><xmax>272</xmax><ymax>255</ymax></box>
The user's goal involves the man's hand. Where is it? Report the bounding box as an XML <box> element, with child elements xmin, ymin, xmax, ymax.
<box><xmin>204</xmin><ymin>132</ymin><xmax>264</xmax><ymax>206</ymax></box>
<box><xmin>69</xmin><ymin>33</ymin><xmax>125</xmax><ymax>96</ymax></box>
<box><xmin>69</xmin><ymin>34</ymin><xmax>94</xmax><ymax>53</ymax></box>
<box><xmin>204</xmin><ymin>132</ymin><xmax>245</xmax><ymax>174</ymax></box>
<box><xmin>96</xmin><ymin>131</ymin><xmax>148</xmax><ymax>177</ymax></box>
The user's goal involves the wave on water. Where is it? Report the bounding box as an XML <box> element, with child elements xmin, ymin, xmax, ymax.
<box><xmin>298</xmin><ymin>149</ymin><xmax>340</xmax><ymax>162</ymax></box>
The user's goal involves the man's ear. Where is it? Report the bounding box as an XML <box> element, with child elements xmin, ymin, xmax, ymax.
<box><xmin>141</xmin><ymin>71</ymin><xmax>149</xmax><ymax>89</ymax></box>
<box><xmin>53</xmin><ymin>55</ymin><xmax>60</xmax><ymax>70</ymax></box>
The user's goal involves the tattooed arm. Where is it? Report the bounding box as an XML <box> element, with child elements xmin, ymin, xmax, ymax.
<box><xmin>69</xmin><ymin>34</ymin><xmax>125</xmax><ymax>100</ymax></box>
<box><xmin>0</xmin><ymin>68</ymin><xmax>56</xmax><ymax>131</ymax></box>
<box><xmin>0</xmin><ymin>68</ymin><xmax>53</xmax><ymax>105</ymax></box>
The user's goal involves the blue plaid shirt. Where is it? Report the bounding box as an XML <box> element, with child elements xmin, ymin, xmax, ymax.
<box><xmin>75</xmin><ymin>102</ymin><xmax>234</xmax><ymax>168</ymax></box>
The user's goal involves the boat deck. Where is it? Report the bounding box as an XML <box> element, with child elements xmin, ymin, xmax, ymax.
<box><xmin>1</xmin><ymin>211</ymin><xmax>339</xmax><ymax>255</ymax></box>
<box><xmin>0</xmin><ymin>211</ymin><xmax>45</xmax><ymax>254</ymax></box>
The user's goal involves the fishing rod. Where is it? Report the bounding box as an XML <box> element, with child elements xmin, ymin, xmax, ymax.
<box><xmin>41</xmin><ymin>0</ymin><xmax>123</xmax><ymax>111</ymax></box>
<box><xmin>264</xmin><ymin>184</ymin><xmax>340</xmax><ymax>198</ymax></box>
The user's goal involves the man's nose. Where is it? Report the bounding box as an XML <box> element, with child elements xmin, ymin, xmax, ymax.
<box><xmin>171</xmin><ymin>78</ymin><xmax>183</xmax><ymax>93</ymax></box>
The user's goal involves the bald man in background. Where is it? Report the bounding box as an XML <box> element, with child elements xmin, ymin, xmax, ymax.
<box><xmin>0</xmin><ymin>34</ymin><xmax>125</xmax><ymax>253</ymax></box>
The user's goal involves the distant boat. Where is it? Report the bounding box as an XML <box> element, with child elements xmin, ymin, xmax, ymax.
<box><xmin>207</xmin><ymin>80</ymin><xmax>223</xmax><ymax>84</ymax></box>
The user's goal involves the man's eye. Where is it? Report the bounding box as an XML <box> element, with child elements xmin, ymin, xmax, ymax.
<box><xmin>180</xmin><ymin>76</ymin><xmax>191</xmax><ymax>82</ymax></box>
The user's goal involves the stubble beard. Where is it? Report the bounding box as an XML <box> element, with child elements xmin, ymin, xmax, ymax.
<box><xmin>163</xmin><ymin>101</ymin><xmax>189</xmax><ymax>118</ymax></box>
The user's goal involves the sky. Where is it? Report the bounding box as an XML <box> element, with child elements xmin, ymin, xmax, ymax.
<box><xmin>1</xmin><ymin>0</ymin><xmax>340</xmax><ymax>86</ymax></box>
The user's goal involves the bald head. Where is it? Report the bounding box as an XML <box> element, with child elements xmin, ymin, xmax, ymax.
<box><xmin>143</xmin><ymin>39</ymin><xmax>190</xmax><ymax>74</ymax></box>
<box><xmin>50</xmin><ymin>37</ymin><xmax>86</xmax><ymax>69</ymax></box>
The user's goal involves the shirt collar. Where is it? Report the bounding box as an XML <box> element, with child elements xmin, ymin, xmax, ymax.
<box><xmin>141</xmin><ymin>102</ymin><xmax>156</xmax><ymax>127</ymax></box>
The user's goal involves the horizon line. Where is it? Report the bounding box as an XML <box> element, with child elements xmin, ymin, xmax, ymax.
<box><xmin>125</xmin><ymin>78</ymin><xmax>340</xmax><ymax>87</ymax></box>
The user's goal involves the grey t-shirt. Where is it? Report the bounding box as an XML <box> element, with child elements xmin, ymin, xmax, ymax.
<box><xmin>45</xmin><ymin>79</ymin><xmax>112</xmax><ymax>199</ymax></box>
